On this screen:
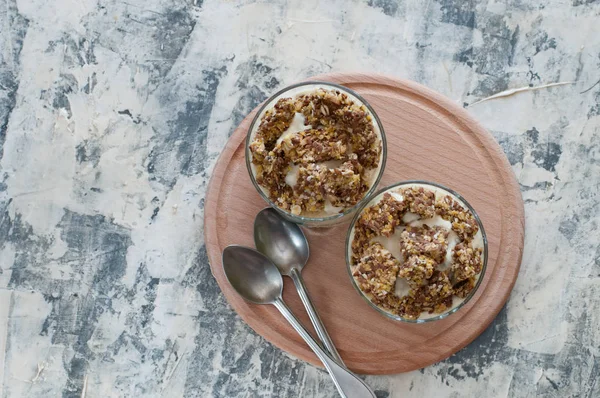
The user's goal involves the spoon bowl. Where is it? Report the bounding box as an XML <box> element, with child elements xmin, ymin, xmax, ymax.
<box><xmin>222</xmin><ymin>245</ymin><xmax>283</xmax><ymax>304</ymax></box>
<box><xmin>254</xmin><ymin>207</ymin><xmax>310</xmax><ymax>275</ymax></box>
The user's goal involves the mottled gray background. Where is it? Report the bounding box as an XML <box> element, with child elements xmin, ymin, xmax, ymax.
<box><xmin>1</xmin><ymin>0</ymin><xmax>599</xmax><ymax>397</ymax></box>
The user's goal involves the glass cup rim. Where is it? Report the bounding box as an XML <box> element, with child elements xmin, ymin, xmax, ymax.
<box><xmin>345</xmin><ymin>180</ymin><xmax>489</xmax><ymax>324</ymax></box>
<box><xmin>245</xmin><ymin>81</ymin><xmax>387</xmax><ymax>223</ymax></box>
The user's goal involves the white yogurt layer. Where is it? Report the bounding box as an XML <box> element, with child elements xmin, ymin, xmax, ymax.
<box><xmin>249</xmin><ymin>84</ymin><xmax>383</xmax><ymax>218</ymax></box>
<box><xmin>349</xmin><ymin>183</ymin><xmax>485</xmax><ymax>319</ymax></box>
<box><xmin>276</xmin><ymin>112</ymin><xmax>308</xmax><ymax>146</ymax></box>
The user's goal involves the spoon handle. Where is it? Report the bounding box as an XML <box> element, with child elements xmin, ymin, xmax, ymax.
<box><xmin>289</xmin><ymin>268</ymin><xmax>344</xmax><ymax>365</ymax></box>
<box><xmin>273</xmin><ymin>298</ymin><xmax>376</xmax><ymax>398</ymax></box>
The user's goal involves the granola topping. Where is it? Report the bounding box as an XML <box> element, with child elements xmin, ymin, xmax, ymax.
<box><xmin>350</xmin><ymin>184</ymin><xmax>485</xmax><ymax>320</ymax></box>
<box><xmin>352</xmin><ymin>243</ymin><xmax>400</xmax><ymax>299</ymax></box>
<box><xmin>249</xmin><ymin>85</ymin><xmax>382</xmax><ymax>217</ymax></box>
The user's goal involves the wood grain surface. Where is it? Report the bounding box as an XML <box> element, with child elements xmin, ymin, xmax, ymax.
<box><xmin>204</xmin><ymin>73</ymin><xmax>525</xmax><ymax>375</ymax></box>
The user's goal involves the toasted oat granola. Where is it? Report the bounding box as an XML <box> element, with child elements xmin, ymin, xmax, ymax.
<box><xmin>251</xmin><ymin>98</ymin><xmax>297</xmax><ymax>154</ymax></box>
<box><xmin>351</xmin><ymin>185</ymin><xmax>484</xmax><ymax>319</ymax></box>
<box><xmin>324</xmin><ymin>160</ymin><xmax>366</xmax><ymax>208</ymax></box>
<box><xmin>436</xmin><ymin>194</ymin><xmax>479</xmax><ymax>239</ymax></box>
<box><xmin>399</xmin><ymin>255</ymin><xmax>436</xmax><ymax>287</ymax></box>
<box><xmin>249</xmin><ymin>88</ymin><xmax>382</xmax><ymax>216</ymax></box>
<box><xmin>352</xmin><ymin>243</ymin><xmax>400</xmax><ymax>299</ymax></box>
<box><xmin>409</xmin><ymin>270</ymin><xmax>454</xmax><ymax>312</ymax></box>
<box><xmin>280</xmin><ymin>127</ymin><xmax>349</xmax><ymax>163</ymax></box>
<box><xmin>453</xmin><ymin>277</ymin><xmax>477</xmax><ymax>298</ymax></box>
<box><xmin>400</xmin><ymin>225</ymin><xmax>449</xmax><ymax>264</ymax></box>
<box><xmin>371</xmin><ymin>294</ymin><xmax>423</xmax><ymax>320</ymax></box>
<box><xmin>358</xmin><ymin>192</ymin><xmax>406</xmax><ymax>237</ymax></box>
<box><xmin>451</xmin><ymin>241</ymin><xmax>483</xmax><ymax>283</ymax></box>
<box><xmin>401</xmin><ymin>186</ymin><xmax>436</xmax><ymax>219</ymax></box>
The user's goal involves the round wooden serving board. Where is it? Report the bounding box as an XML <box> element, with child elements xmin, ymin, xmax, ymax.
<box><xmin>204</xmin><ymin>73</ymin><xmax>524</xmax><ymax>375</ymax></box>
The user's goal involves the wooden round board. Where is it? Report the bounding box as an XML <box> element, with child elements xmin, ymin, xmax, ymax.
<box><xmin>204</xmin><ymin>73</ymin><xmax>524</xmax><ymax>375</ymax></box>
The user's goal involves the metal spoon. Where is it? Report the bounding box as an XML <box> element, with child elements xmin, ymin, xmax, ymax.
<box><xmin>254</xmin><ymin>208</ymin><xmax>344</xmax><ymax>365</ymax></box>
<box><xmin>222</xmin><ymin>245</ymin><xmax>375</xmax><ymax>398</ymax></box>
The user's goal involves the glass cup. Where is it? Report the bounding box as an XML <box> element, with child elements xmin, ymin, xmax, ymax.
<box><xmin>345</xmin><ymin>180</ymin><xmax>488</xmax><ymax>323</ymax></box>
<box><xmin>245</xmin><ymin>81</ymin><xmax>387</xmax><ymax>227</ymax></box>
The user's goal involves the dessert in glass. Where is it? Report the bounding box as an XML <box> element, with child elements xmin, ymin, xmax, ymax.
<box><xmin>346</xmin><ymin>181</ymin><xmax>488</xmax><ymax>322</ymax></box>
<box><xmin>246</xmin><ymin>82</ymin><xmax>386</xmax><ymax>227</ymax></box>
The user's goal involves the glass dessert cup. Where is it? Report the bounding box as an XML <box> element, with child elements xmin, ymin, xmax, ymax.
<box><xmin>346</xmin><ymin>180</ymin><xmax>488</xmax><ymax>323</ymax></box>
<box><xmin>246</xmin><ymin>81</ymin><xmax>387</xmax><ymax>228</ymax></box>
